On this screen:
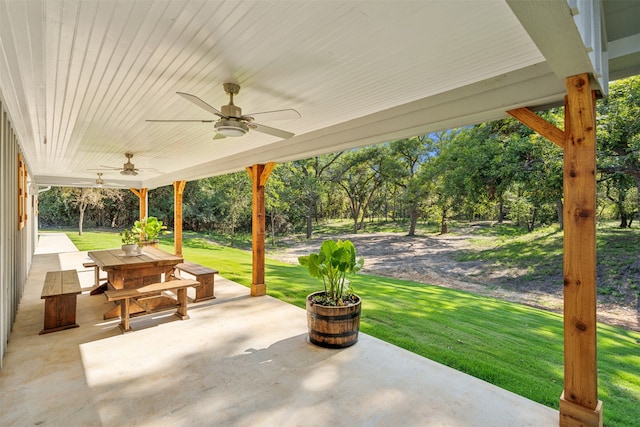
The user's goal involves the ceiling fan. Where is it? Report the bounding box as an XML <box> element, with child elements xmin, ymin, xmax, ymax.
<box><xmin>90</xmin><ymin>152</ymin><xmax>156</xmax><ymax>176</ymax></box>
<box><xmin>72</xmin><ymin>173</ymin><xmax>125</xmax><ymax>188</ymax></box>
<box><xmin>147</xmin><ymin>83</ymin><xmax>300</xmax><ymax>139</ymax></box>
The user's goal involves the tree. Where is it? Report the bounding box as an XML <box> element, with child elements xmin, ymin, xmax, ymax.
<box><xmin>265</xmin><ymin>166</ymin><xmax>289</xmax><ymax>245</ymax></box>
<box><xmin>66</xmin><ymin>187</ymin><xmax>124</xmax><ymax>235</ymax></box>
<box><xmin>420</xmin><ymin>131</ymin><xmax>459</xmax><ymax>234</ymax></box>
<box><xmin>600</xmin><ymin>173</ymin><xmax>637</xmax><ymax>227</ymax></box>
<box><xmin>597</xmin><ymin>76</ymin><xmax>640</xmax><ymax>222</ymax></box>
<box><xmin>330</xmin><ymin>146</ymin><xmax>391</xmax><ymax>233</ymax></box>
<box><xmin>290</xmin><ymin>153</ymin><xmax>343</xmax><ymax>238</ymax></box>
<box><xmin>217</xmin><ymin>172</ymin><xmax>251</xmax><ymax>246</ymax></box>
<box><xmin>390</xmin><ymin>136</ymin><xmax>433</xmax><ymax>236</ymax></box>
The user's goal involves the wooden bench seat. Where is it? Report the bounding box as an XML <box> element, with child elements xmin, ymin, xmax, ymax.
<box><xmin>174</xmin><ymin>261</ymin><xmax>218</xmax><ymax>302</ymax></box>
<box><xmin>40</xmin><ymin>270</ymin><xmax>81</xmax><ymax>335</ymax></box>
<box><xmin>104</xmin><ymin>279</ymin><xmax>200</xmax><ymax>332</ymax></box>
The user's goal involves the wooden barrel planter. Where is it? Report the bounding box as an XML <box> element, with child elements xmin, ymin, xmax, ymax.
<box><xmin>306</xmin><ymin>291</ymin><xmax>362</xmax><ymax>348</ymax></box>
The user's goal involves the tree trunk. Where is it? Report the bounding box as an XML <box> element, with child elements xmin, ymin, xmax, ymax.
<box><xmin>408</xmin><ymin>204</ymin><xmax>419</xmax><ymax>236</ymax></box>
<box><xmin>620</xmin><ymin>211</ymin><xmax>629</xmax><ymax>228</ymax></box>
<box><xmin>556</xmin><ymin>199</ymin><xmax>564</xmax><ymax>231</ymax></box>
<box><xmin>78</xmin><ymin>202</ymin><xmax>87</xmax><ymax>236</ymax></box>
<box><xmin>527</xmin><ymin>207</ymin><xmax>537</xmax><ymax>232</ymax></box>
<box><xmin>271</xmin><ymin>209</ymin><xmax>276</xmax><ymax>246</ymax></box>
<box><xmin>230</xmin><ymin>215</ymin><xmax>236</xmax><ymax>248</ymax></box>
<box><xmin>440</xmin><ymin>208</ymin><xmax>448</xmax><ymax>234</ymax></box>
<box><xmin>306</xmin><ymin>200</ymin><xmax>313</xmax><ymax>239</ymax></box>
<box><xmin>498</xmin><ymin>196</ymin><xmax>505</xmax><ymax>223</ymax></box>
<box><xmin>635</xmin><ymin>176</ymin><xmax>640</xmax><ymax>227</ymax></box>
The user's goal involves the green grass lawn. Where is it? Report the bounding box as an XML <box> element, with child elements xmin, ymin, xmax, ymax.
<box><xmin>61</xmin><ymin>228</ymin><xmax>640</xmax><ymax>427</ymax></box>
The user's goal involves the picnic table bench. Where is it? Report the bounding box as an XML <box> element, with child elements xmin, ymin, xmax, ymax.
<box><xmin>104</xmin><ymin>278</ymin><xmax>200</xmax><ymax>333</ymax></box>
<box><xmin>173</xmin><ymin>261</ymin><xmax>218</xmax><ymax>302</ymax></box>
<box><xmin>40</xmin><ymin>270</ymin><xmax>81</xmax><ymax>335</ymax></box>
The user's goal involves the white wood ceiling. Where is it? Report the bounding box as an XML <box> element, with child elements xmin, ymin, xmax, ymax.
<box><xmin>0</xmin><ymin>0</ymin><xmax>636</xmax><ymax>189</ymax></box>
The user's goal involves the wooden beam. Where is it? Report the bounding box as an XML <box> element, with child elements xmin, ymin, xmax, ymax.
<box><xmin>173</xmin><ymin>181</ymin><xmax>186</xmax><ymax>256</ymax></box>
<box><xmin>129</xmin><ymin>188</ymin><xmax>148</xmax><ymax>220</ymax></box>
<box><xmin>559</xmin><ymin>74</ymin><xmax>602</xmax><ymax>427</ymax></box>
<box><xmin>260</xmin><ymin>162</ymin><xmax>276</xmax><ymax>186</ymax></box>
<box><xmin>507</xmin><ymin>107</ymin><xmax>565</xmax><ymax>148</ymax></box>
<box><xmin>247</xmin><ymin>164</ymin><xmax>268</xmax><ymax>296</ymax></box>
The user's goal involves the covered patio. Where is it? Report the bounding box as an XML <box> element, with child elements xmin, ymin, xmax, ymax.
<box><xmin>0</xmin><ymin>233</ymin><xmax>557</xmax><ymax>426</ymax></box>
<box><xmin>2</xmin><ymin>1</ymin><xmax>640</xmax><ymax>425</ymax></box>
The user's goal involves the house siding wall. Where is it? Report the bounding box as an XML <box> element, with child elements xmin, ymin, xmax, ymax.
<box><xmin>0</xmin><ymin>93</ymin><xmax>33</xmax><ymax>369</ymax></box>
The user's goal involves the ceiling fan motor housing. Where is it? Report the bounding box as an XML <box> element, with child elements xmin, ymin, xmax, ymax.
<box><xmin>221</xmin><ymin>103</ymin><xmax>242</xmax><ymax>118</ymax></box>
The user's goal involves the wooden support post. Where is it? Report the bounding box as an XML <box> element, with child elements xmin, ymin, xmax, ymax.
<box><xmin>560</xmin><ymin>74</ymin><xmax>602</xmax><ymax>427</ymax></box>
<box><xmin>507</xmin><ymin>73</ymin><xmax>602</xmax><ymax>427</ymax></box>
<box><xmin>173</xmin><ymin>181</ymin><xmax>186</xmax><ymax>256</ymax></box>
<box><xmin>130</xmin><ymin>188</ymin><xmax>148</xmax><ymax>220</ymax></box>
<box><xmin>246</xmin><ymin>163</ymin><xmax>275</xmax><ymax>296</ymax></box>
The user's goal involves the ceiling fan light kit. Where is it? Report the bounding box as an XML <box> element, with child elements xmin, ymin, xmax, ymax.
<box><xmin>214</xmin><ymin>119</ymin><xmax>249</xmax><ymax>137</ymax></box>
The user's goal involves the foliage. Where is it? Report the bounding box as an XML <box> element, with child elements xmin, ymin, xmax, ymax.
<box><xmin>329</xmin><ymin>146</ymin><xmax>393</xmax><ymax>233</ymax></box>
<box><xmin>119</xmin><ymin>229</ymin><xmax>139</xmax><ymax>245</ymax></box>
<box><xmin>38</xmin><ymin>186</ymin><xmax>137</xmax><ymax>228</ymax></box>
<box><xmin>131</xmin><ymin>216</ymin><xmax>168</xmax><ymax>242</ymax></box>
<box><xmin>598</xmin><ymin>76</ymin><xmax>640</xmax><ymax>222</ymax></box>
<box><xmin>298</xmin><ymin>239</ymin><xmax>364</xmax><ymax>305</ymax></box>
<box><xmin>67</xmin><ymin>187</ymin><xmax>126</xmax><ymax>235</ymax></box>
<box><xmin>389</xmin><ymin>136</ymin><xmax>434</xmax><ymax>235</ymax></box>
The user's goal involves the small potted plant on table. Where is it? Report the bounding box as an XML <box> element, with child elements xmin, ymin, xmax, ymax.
<box><xmin>298</xmin><ymin>239</ymin><xmax>364</xmax><ymax>348</ymax></box>
<box><xmin>119</xmin><ymin>229</ymin><xmax>139</xmax><ymax>256</ymax></box>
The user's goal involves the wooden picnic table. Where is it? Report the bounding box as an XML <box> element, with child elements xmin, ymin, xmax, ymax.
<box><xmin>88</xmin><ymin>246</ymin><xmax>184</xmax><ymax>319</ymax></box>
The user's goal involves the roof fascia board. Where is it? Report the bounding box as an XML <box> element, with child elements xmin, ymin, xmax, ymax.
<box><xmin>608</xmin><ymin>33</ymin><xmax>640</xmax><ymax>60</ymax></box>
<box><xmin>507</xmin><ymin>0</ymin><xmax>606</xmax><ymax>94</ymax></box>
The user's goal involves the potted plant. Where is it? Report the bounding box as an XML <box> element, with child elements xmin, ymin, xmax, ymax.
<box><xmin>119</xmin><ymin>229</ymin><xmax>139</xmax><ymax>256</ymax></box>
<box><xmin>298</xmin><ymin>239</ymin><xmax>364</xmax><ymax>348</ymax></box>
<box><xmin>131</xmin><ymin>216</ymin><xmax>168</xmax><ymax>249</ymax></box>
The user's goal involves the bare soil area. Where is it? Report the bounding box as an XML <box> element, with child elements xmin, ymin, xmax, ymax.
<box><xmin>269</xmin><ymin>230</ymin><xmax>640</xmax><ymax>332</ymax></box>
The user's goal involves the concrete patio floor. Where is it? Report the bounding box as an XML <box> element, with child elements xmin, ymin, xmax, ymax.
<box><xmin>0</xmin><ymin>233</ymin><xmax>559</xmax><ymax>426</ymax></box>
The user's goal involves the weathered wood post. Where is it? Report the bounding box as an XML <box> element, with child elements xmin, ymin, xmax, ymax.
<box><xmin>130</xmin><ymin>188</ymin><xmax>148</xmax><ymax>220</ymax></box>
<box><xmin>507</xmin><ymin>72</ymin><xmax>602</xmax><ymax>427</ymax></box>
<box><xmin>173</xmin><ymin>180</ymin><xmax>186</xmax><ymax>256</ymax></box>
<box><xmin>560</xmin><ymin>73</ymin><xmax>602</xmax><ymax>427</ymax></box>
<box><xmin>246</xmin><ymin>163</ymin><xmax>275</xmax><ymax>296</ymax></box>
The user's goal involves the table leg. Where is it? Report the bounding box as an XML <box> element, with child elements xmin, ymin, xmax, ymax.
<box><xmin>120</xmin><ymin>298</ymin><xmax>131</xmax><ymax>332</ymax></box>
<box><xmin>175</xmin><ymin>287</ymin><xmax>189</xmax><ymax>320</ymax></box>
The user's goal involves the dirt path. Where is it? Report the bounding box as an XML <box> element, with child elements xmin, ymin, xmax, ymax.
<box><xmin>268</xmin><ymin>231</ymin><xmax>639</xmax><ymax>332</ymax></box>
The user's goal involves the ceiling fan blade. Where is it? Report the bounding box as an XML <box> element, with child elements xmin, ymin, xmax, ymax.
<box><xmin>139</xmin><ymin>167</ymin><xmax>163</xmax><ymax>173</ymax></box>
<box><xmin>243</xmin><ymin>109</ymin><xmax>301</xmax><ymax>122</ymax></box>
<box><xmin>88</xmin><ymin>166</ymin><xmax>120</xmax><ymax>171</ymax></box>
<box><xmin>251</xmin><ymin>122</ymin><xmax>295</xmax><ymax>139</ymax></box>
<box><xmin>177</xmin><ymin>92</ymin><xmax>226</xmax><ymax>118</ymax></box>
<box><xmin>146</xmin><ymin>119</ymin><xmax>215</xmax><ymax>123</ymax></box>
